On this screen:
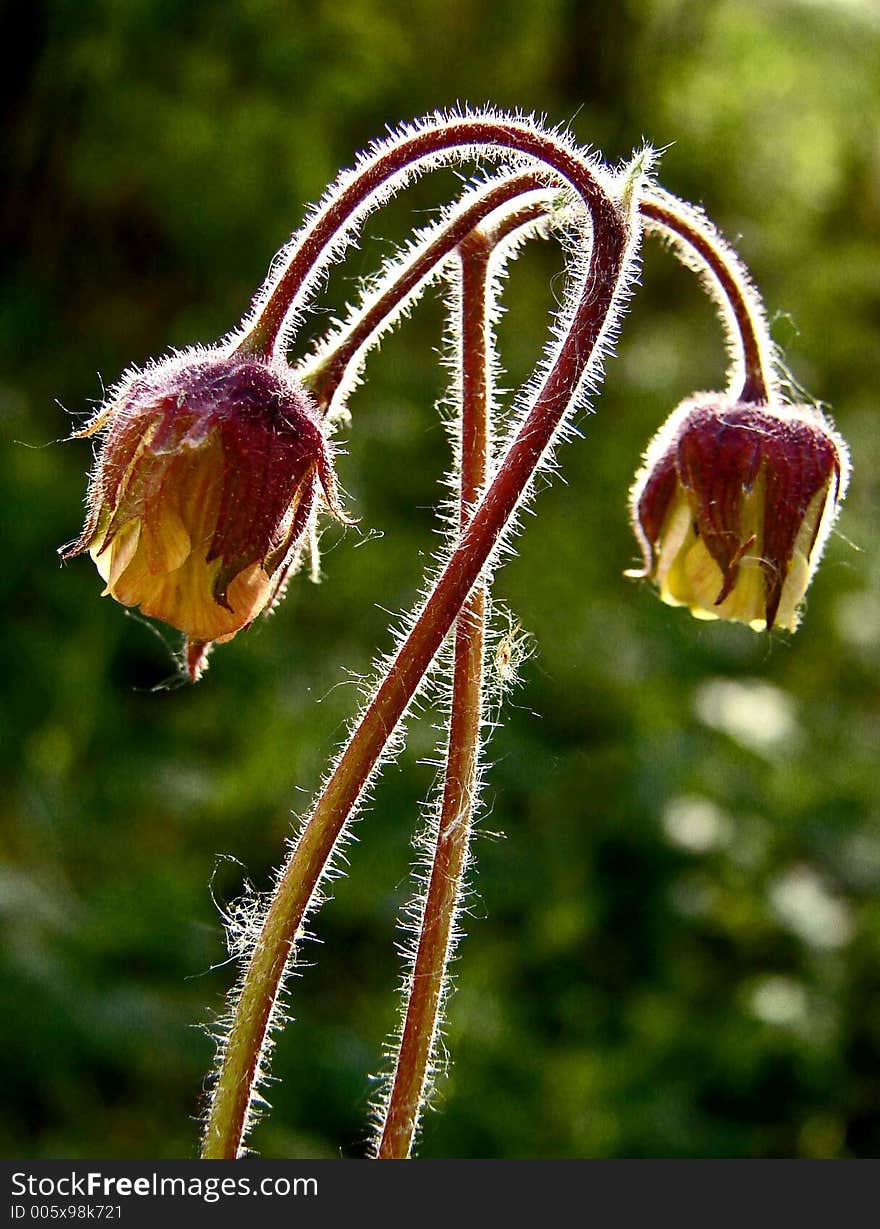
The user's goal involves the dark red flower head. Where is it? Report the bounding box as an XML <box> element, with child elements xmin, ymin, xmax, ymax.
<box><xmin>62</xmin><ymin>348</ymin><xmax>344</xmax><ymax>678</ymax></box>
<box><xmin>629</xmin><ymin>393</ymin><xmax>849</xmax><ymax>631</ymax></box>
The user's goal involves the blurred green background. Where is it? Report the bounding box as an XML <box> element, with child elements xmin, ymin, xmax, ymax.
<box><xmin>2</xmin><ymin>0</ymin><xmax>878</xmax><ymax>1159</ymax></box>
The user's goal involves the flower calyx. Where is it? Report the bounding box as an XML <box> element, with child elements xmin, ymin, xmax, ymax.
<box><xmin>629</xmin><ymin>393</ymin><xmax>848</xmax><ymax>632</ymax></box>
<box><xmin>62</xmin><ymin>348</ymin><xmax>346</xmax><ymax>679</ymax></box>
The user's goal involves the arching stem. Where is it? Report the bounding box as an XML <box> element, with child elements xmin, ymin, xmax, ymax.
<box><xmin>293</xmin><ymin>175</ymin><xmax>776</xmax><ymax>422</ymax></box>
<box><xmin>640</xmin><ymin>190</ymin><xmax>777</xmax><ymax>404</ymax></box>
<box><xmin>202</xmin><ymin>119</ymin><xmax>635</xmax><ymax>1160</ymax></box>
<box><xmin>233</xmin><ymin>116</ymin><xmax>620</xmax><ymax>361</ymax></box>
<box><xmin>299</xmin><ymin>172</ymin><xmax>552</xmax><ymax>414</ymax></box>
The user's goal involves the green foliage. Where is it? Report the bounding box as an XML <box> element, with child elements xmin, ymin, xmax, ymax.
<box><xmin>2</xmin><ymin>0</ymin><xmax>878</xmax><ymax>1157</ymax></box>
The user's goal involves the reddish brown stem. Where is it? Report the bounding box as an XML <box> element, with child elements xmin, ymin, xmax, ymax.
<box><xmin>377</xmin><ymin>231</ymin><xmax>492</xmax><ymax>1159</ymax></box>
<box><xmin>234</xmin><ymin>117</ymin><xmax>617</xmax><ymax>360</ymax></box>
<box><xmin>640</xmin><ymin>193</ymin><xmax>774</xmax><ymax>404</ymax></box>
<box><xmin>203</xmin><ymin>120</ymin><xmax>632</xmax><ymax>1160</ymax></box>
<box><xmin>304</xmin><ymin>173</ymin><xmax>549</xmax><ymax>411</ymax></box>
<box><xmin>305</xmin><ymin>182</ymin><xmax>777</xmax><ymax>420</ymax></box>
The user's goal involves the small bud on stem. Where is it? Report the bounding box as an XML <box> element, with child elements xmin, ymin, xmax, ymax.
<box><xmin>629</xmin><ymin>395</ymin><xmax>848</xmax><ymax>630</ymax></box>
<box><xmin>62</xmin><ymin>350</ymin><xmax>343</xmax><ymax>678</ymax></box>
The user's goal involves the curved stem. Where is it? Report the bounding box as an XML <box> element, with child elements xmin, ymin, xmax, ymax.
<box><xmin>232</xmin><ymin>115</ymin><xmax>619</xmax><ymax>360</ymax></box>
<box><xmin>294</xmin><ymin>172</ymin><xmax>775</xmax><ymax>421</ymax></box>
<box><xmin>640</xmin><ymin>189</ymin><xmax>777</xmax><ymax>404</ymax></box>
<box><xmin>299</xmin><ymin>172</ymin><xmax>552</xmax><ymax>413</ymax></box>
<box><xmin>202</xmin><ymin>122</ymin><xmax>635</xmax><ymax>1160</ymax></box>
<box><xmin>377</xmin><ymin>231</ymin><xmax>492</xmax><ymax>1160</ymax></box>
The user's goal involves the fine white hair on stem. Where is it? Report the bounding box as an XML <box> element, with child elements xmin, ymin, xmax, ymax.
<box><xmin>296</xmin><ymin>174</ymin><xmax>558</xmax><ymax>425</ymax></box>
<box><xmin>225</xmin><ymin>106</ymin><xmax>626</xmax><ymax>358</ymax></box>
<box><xmin>370</xmin><ymin>176</ymin><xmax>630</xmax><ymax>1153</ymax></box>
<box><xmin>203</xmin><ymin>114</ymin><xmax>650</xmax><ymax>1157</ymax></box>
<box><xmin>641</xmin><ymin>186</ymin><xmax>780</xmax><ymax>402</ymax></box>
<box><xmin>367</xmin><ymin>247</ymin><xmax>499</xmax><ymax>1153</ymax></box>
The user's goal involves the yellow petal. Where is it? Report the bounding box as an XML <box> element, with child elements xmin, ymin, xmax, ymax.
<box><xmin>94</xmin><ymin>520</ymin><xmax>141</xmax><ymax>595</ymax></box>
<box><xmin>141</xmin><ymin>504</ymin><xmax>191</xmax><ymax>575</ymax></box>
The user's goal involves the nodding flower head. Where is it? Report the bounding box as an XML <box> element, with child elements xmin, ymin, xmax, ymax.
<box><xmin>62</xmin><ymin>349</ymin><xmax>344</xmax><ymax>680</ymax></box>
<box><xmin>629</xmin><ymin>393</ymin><xmax>849</xmax><ymax>632</ymax></box>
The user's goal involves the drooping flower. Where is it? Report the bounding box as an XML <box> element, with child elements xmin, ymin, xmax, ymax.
<box><xmin>62</xmin><ymin>348</ymin><xmax>344</xmax><ymax>678</ymax></box>
<box><xmin>628</xmin><ymin>393</ymin><xmax>849</xmax><ymax>631</ymax></box>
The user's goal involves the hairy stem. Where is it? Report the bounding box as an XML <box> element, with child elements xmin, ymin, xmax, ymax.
<box><xmin>640</xmin><ymin>189</ymin><xmax>777</xmax><ymax>404</ymax></box>
<box><xmin>299</xmin><ymin>172</ymin><xmax>552</xmax><ymax>414</ymax></box>
<box><xmin>295</xmin><ymin>172</ymin><xmax>774</xmax><ymax>420</ymax></box>
<box><xmin>233</xmin><ymin>116</ymin><xmax>614</xmax><ymax>360</ymax></box>
<box><xmin>203</xmin><ymin>120</ymin><xmax>635</xmax><ymax>1160</ymax></box>
<box><xmin>377</xmin><ymin>231</ymin><xmax>492</xmax><ymax>1159</ymax></box>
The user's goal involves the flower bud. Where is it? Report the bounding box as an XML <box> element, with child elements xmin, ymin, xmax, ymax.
<box><xmin>629</xmin><ymin>393</ymin><xmax>848</xmax><ymax>631</ymax></box>
<box><xmin>62</xmin><ymin>349</ymin><xmax>343</xmax><ymax>678</ymax></box>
